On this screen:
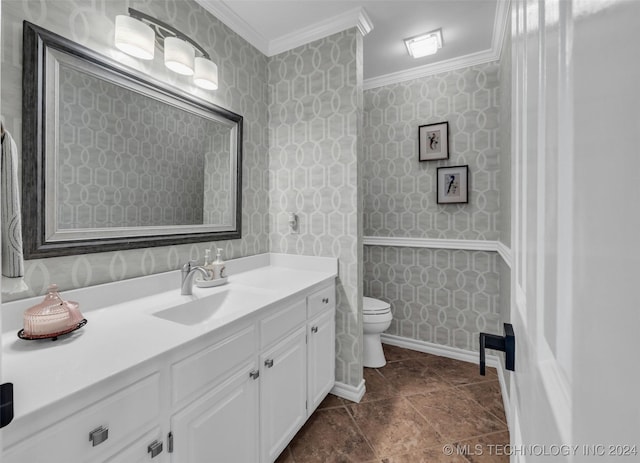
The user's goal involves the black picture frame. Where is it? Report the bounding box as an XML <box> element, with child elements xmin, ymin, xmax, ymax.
<box><xmin>419</xmin><ymin>121</ymin><xmax>449</xmax><ymax>161</ymax></box>
<box><xmin>437</xmin><ymin>165</ymin><xmax>469</xmax><ymax>204</ymax></box>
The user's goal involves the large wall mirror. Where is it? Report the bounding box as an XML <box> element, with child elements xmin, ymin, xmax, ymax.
<box><xmin>22</xmin><ymin>22</ymin><xmax>242</xmax><ymax>258</ymax></box>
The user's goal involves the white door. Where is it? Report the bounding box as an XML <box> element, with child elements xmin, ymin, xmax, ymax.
<box><xmin>307</xmin><ymin>309</ymin><xmax>335</xmax><ymax>414</ymax></box>
<box><xmin>0</xmin><ymin>0</ymin><xmax>4</xmax><ymax>458</ymax></box>
<box><xmin>260</xmin><ymin>326</ymin><xmax>307</xmax><ymax>463</ymax></box>
<box><xmin>170</xmin><ymin>363</ymin><xmax>259</xmax><ymax>463</ymax></box>
<box><xmin>510</xmin><ymin>0</ymin><xmax>574</xmax><ymax>456</ymax></box>
<box><xmin>510</xmin><ymin>0</ymin><xmax>640</xmax><ymax>459</ymax></box>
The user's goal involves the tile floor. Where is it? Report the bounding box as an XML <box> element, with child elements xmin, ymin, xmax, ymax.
<box><xmin>276</xmin><ymin>344</ymin><xmax>509</xmax><ymax>463</ymax></box>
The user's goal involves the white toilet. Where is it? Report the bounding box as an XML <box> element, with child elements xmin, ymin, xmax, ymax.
<box><xmin>363</xmin><ymin>297</ymin><xmax>393</xmax><ymax>368</ymax></box>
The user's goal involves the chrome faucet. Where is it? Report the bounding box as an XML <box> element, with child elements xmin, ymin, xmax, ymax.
<box><xmin>181</xmin><ymin>261</ymin><xmax>210</xmax><ymax>295</ymax></box>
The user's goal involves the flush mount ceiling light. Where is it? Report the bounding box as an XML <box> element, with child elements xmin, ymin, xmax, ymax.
<box><xmin>404</xmin><ymin>29</ymin><xmax>443</xmax><ymax>58</ymax></box>
<box><xmin>114</xmin><ymin>8</ymin><xmax>218</xmax><ymax>90</ymax></box>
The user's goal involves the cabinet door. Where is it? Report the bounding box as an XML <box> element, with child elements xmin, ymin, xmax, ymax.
<box><xmin>307</xmin><ymin>308</ymin><xmax>336</xmax><ymax>414</ymax></box>
<box><xmin>260</xmin><ymin>326</ymin><xmax>307</xmax><ymax>463</ymax></box>
<box><xmin>171</xmin><ymin>362</ymin><xmax>259</xmax><ymax>463</ymax></box>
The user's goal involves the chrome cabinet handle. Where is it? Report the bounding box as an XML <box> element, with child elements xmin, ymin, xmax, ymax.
<box><xmin>89</xmin><ymin>426</ymin><xmax>109</xmax><ymax>447</ymax></box>
<box><xmin>311</xmin><ymin>326</ymin><xmax>318</xmax><ymax>333</ymax></box>
<box><xmin>148</xmin><ymin>440</ymin><xmax>163</xmax><ymax>458</ymax></box>
<box><xmin>264</xmin><ymin>359</ymin><xmax>274</xmax><ymax>368</ymax></box>
<box><xmin>249</xmin><ymin>369</ymin><xmax>260</xmax><ymax>379</ymax></box>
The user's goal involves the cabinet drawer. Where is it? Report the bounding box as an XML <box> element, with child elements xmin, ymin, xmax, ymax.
<box><xmin>172</xmin><ymin>325</ymin><xmax>256</xmax><ymax>406</ymax></box>
<box><xmin>4</xmin><ymin>373</ymin><xmax>161</xmax><ymax>463</ymax></box>
<box><xmin>103</xmin><ymin>427</ymin><xmax>163</xmax><ymax>463</ymax></box>
<box><xmin>260</xmin><ymin>299</ymin><xmax>306</xmax><ymax>348</ymax></box>
<box><xmin>307</xmin><ymin>285</ymin><xmax>335</xmax><ymax>318</ymax></box>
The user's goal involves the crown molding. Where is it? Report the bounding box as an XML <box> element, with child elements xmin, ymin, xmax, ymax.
<box><xmin>194</xmin><ymin>0</ymin><xmax>270</xmax><ymax>55</ymax></box>
<box><xmin>363</xmin><ymin>0</ymin><xmax>511</xmax><ymax>90</ymax></box>
<box><xmin>195</xmin><ymin>1</ymin><xmax>373</xmax><ymax>57</ymax></box>
<box><xmin>268</xmin><ymin>7</ymin><xmax>373</xmax><ymax>56</ymax></box>
<box><xmin>197</xmin><ymin>0</ymin><xmax>508</xmax><ymax>84</ymax></box>
<box><xmin>363</xmin><ymin>47</ymin><xmax>499</xmax><ymax>90</ymax></box>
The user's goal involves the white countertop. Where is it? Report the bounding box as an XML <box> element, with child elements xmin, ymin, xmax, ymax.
<box><xmin>1</xmin><ymin>253</ymin><xmax>337</xmax><ymax>423</ymax></box>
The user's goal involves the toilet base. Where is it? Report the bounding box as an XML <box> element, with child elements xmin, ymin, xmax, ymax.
<box><xmin>363</xmin><ymin>333</ymin><xmax>386</xmax><ymax>368</ymax></box>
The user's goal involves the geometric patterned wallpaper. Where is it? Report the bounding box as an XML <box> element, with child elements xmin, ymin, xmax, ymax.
<box><xmin>58</xmin><ymin>64</ymin><xmax>208</xmax><ymax>228</ymax></box>
<box><xmin>203</xmin><ymin>124</ymin><xmax>232</xmax><ymax>226</ymax></box>
<box><xmin>363</xmin><ymin>63</ymin><xmax>505</xmax><ymax>352</ymax></box>
<box><xmin>364</xmin><ymin>62</ymin><xmax>502</xmax><ymax>240</ymax></box>
<box><xmin>2</xmin><ymin>0</ymin><xmax>270</xmax><ymax>301</ymax></box>
<box><xmin>1</xmin><ymin>3</ymin><xmax>511</xmax><ymax>373</ymax></box>
<box><xmin>364</xmin><ymin>246</ymin><xmax>501</xmax><ymax>352</ymax></box>
<box><xmin>268</xmin><ymin>29</ymin><xmax>363</xmax><ymax>388</ymax></box>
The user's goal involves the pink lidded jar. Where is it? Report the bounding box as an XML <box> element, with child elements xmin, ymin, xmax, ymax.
<box><xmin>22</xmin><ymin>284</ymin><xmax>85</xmax><ymax>338</ymax></box>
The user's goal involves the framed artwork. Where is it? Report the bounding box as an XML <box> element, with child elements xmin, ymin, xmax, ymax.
<box><xmin>419</xmin><ymin>121</ymin><xmax>449</xmax><ymax>161</ymax></box>
<box><xmin>437</xmin><ymin>165</ymin><xmax>469</xmax><ymax>204</ymax></box>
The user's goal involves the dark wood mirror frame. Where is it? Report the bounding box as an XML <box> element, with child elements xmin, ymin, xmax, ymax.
<box><xmin>21</xmin><ymin>21</ymin><xmax>243</xmax><ymax>259</ymax></box>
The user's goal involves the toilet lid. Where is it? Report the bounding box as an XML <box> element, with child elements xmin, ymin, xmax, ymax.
<box><xmin>363</xmin><ymin>297</ymin><xmax>391</xmax><ymax>314</ymax></box>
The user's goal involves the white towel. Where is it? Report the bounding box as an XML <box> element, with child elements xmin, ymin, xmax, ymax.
<box><xmin>1</xmin><ymin>129</ymin><xmax>27</xmax><ymax>293</ymax></box>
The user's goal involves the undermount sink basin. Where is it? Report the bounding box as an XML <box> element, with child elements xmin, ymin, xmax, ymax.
<box><xmin>152</xmin><ymin>287</ymin><xmax>274</xmax><ymax>326</ymax></box>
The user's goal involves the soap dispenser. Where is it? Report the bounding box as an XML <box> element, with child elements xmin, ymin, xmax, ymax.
<box><xmin>211</xmin><ymin>248</ymin><xmax>226</xmax><ymax>280</ymax></box>
<box><xmin>203</xmin><ymin>248</ymin><xmax>214</xmax><ymax>280</ymax></box>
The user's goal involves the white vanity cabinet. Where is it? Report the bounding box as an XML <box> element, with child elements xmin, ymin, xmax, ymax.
<box><xmin>104</xmin><ymin>428</ymin><xmax>166</xmax><ymax>463</ymax></box>
<box><xmin>170</xmin><ymin>361</ymin><xmax>260</xmax><ymax>463</ymax></box>
<box><xmin>167</xmin><ymin>322</ymin><xmax>260</xmax><ymax>463</ymax></box>
<box><xmin>260</xmin><ymin>326</ymin><xmax>308</xmax><ymax>462</ymax></box>
<box><xmin>307</xmin><ymin>308</ymin><xmax>336</xmax><ymax>414</ymax></box>
<box><xmin>3</xmin><ymin>372</ymin><xmax>164</xmax><ymax>463</ymax></box>
<box><xmin>3</xmin><ymin>279</ymin><xmax>336</xmax><ymax>463</ymax></box>
<box><xmin>306</xmin><ymin>285</ymin><xmax>337</xmax><ymax>414</ymax></box>
<box><xmin>257</xmin><ymin>286</ymin><xmax>336</xmax><ymax>463</ymax></box>
<box><xmin>168</xmin><ymin>283</ymin><xmax>335</xmax><ymax>463</ymax></box>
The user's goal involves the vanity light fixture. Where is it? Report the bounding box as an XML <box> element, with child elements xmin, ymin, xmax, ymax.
<box><xmin>404</xmin><ymin>29</ymin><xmax>443</xmax><ymax>58</ymax></box>
<box><xmin>164</xmin><ymin>37</ymin><xmax>195</xmax><ymax>75</ymax></box>
<box><xmin>194</xmin><ymin>57</ymin><xmax>219</xmax><ymax>90</ymax></box>
<box><xmin>114</xmin><ymin>8</ymin><xmax>218</xmax><ymax>90</ymax></box>
<box><xmin>114</xmin><ymin>15</ymin><xmax>155</xmax><ymax>60</ymax></box>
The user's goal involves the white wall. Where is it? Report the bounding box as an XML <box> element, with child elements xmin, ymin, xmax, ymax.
<box><xmin>571</xmin><ymin>0</ymin><xmax>640</xmax><ymax>446</ymax></box>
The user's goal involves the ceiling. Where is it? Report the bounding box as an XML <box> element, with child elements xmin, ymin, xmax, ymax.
<box><xmin>195</xmin><ymin>0</ymin><xmax>508</xmax><ymax>89</ymax></box>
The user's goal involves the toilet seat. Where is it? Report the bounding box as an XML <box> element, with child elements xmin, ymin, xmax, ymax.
<box><xmin>363</xmin><ymin>297</ymin><xmax>390</xmax><ymax>315</ymax></box>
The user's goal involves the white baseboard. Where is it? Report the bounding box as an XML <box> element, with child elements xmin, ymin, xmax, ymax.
<box><xmin>380</xmin><ymin>333</ymin><xmax>501</xmax><ymax>368</ymax></box>
<box><xmin>511</xmin><ymin>394</ymin><xmax>525</xmax><ymax>463</ymax></box>
<box><xmin>495</xmin><ymin>356</ymin><xmax>511</xmax><ymax>430</ymax></box>
<box><xmin>331</xmin><ymin>379</ymin><xmax>366</xmax><ymax>403</ymax></box>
